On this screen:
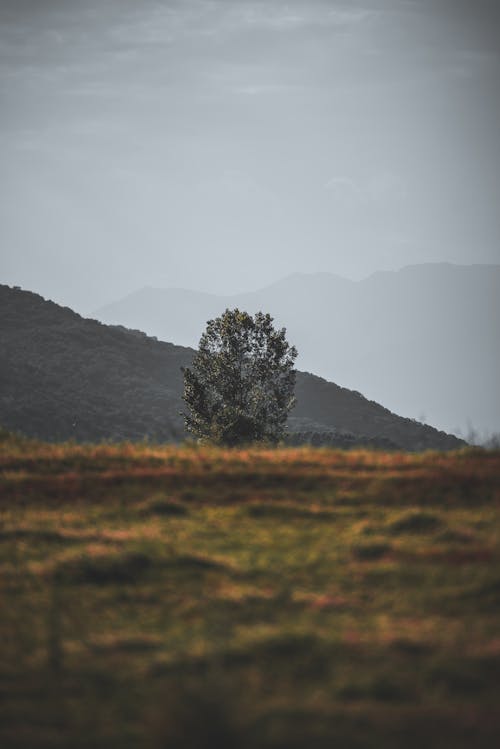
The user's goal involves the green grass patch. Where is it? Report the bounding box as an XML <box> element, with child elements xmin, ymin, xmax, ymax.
<box><xmin>388</xmin><ymin>510</ymin><xmax>444</xmax><ymax>534</ymax></box>
<box><xmin>54</xmin><ymin>550</ymin><xmax>154</xmax><ymax>584</ymax></box>
<box><xmin>351</xmin><ymin>541</ymin><xmax>393</xmax><ymax>560</ymax></box>
<box><xmin>245</xmin><ymin>503</ymin><xmax>335</xmax><ymax>521</ymax></box>
<box><xmin>140</xmin><ymin>494</ymin><xmax>189</xmax><ymax>517</ymax></box>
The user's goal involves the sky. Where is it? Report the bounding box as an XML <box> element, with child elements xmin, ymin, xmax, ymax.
<box><xmin>1</xmin><ymin>0</ymin><xmax>499</xmax><ymax>312</ymax></box>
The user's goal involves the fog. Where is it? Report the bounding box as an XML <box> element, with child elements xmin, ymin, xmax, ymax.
<box><xmin>1</xmin><ymin>0</ymin><xmax>499</xmax><ymax>312</ymax></box>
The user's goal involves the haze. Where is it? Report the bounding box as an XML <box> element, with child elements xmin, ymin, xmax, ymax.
<box><xmin>1</xmin><ymin>0</ymin><xmax>499</xmax><ymax>312</ymax></box>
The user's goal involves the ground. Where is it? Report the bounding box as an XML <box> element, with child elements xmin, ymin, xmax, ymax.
<box><xmin>1</xmin><ymin>434</ymin><xmax>500</xmax><ymax>748</ymax></box>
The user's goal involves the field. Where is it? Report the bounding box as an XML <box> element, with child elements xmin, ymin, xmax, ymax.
<box><xmin>1</xmin><ymin>433</ymin><xmax>500</xmax><ymax>748</ymax></box>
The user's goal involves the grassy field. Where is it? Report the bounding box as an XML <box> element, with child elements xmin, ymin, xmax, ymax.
<box><xmin>1</xmin><ymin>433</ymin><xmax>500</xmax><ymax>748</ymax></box>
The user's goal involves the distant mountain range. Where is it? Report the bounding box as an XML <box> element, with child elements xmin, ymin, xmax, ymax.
<box><xmin>93</xmin><ymin>263</ymin><xmax>500</xmax><ymax>437</ymax></box>
<box><xmin>0</xmin><ymin>284</ymin><xmax>463</xmax><ymax>450</ymax></box>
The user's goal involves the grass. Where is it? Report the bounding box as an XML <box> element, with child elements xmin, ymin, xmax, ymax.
<box><xmin>388</xmin><ymin>510</ymin><xmax>444</xmax><ymax>534</ymax></box>
<box><xmin>0</xmin><ymin>437</ymin><xmax>500</xmax><ymax>747</ymax></box>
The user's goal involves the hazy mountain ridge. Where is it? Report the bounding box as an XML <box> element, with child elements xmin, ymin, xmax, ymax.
<box><xmin>94</xmin><ymin>263</ymin><xmax>500</xmax><ymax>436</ymax></box>
<box><xmin>0</xmin><ymin>284</ymin><xmax>462</xmax><ymax>450</ymax></box>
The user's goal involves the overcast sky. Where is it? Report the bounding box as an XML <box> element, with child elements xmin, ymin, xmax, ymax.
<box><xmin>1</xmin><ymin>0</ymin><xmax>499</xmax><ymax>311</ymax></box>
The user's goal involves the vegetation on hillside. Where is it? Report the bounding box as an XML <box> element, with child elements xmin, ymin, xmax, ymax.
<box><xmin>1</xmin><ymin>434</ymin><xmax>499</xmax><ymax>748</ymax></box>
<box><xmin>183</xmin><ymin>309</ymin><xmax>297</xmax><ymax>445</ymax></box>
<box><xmin>0</xmin><ymin>284</ymin><xmax>463</xmax><ymax>449</ymax></box>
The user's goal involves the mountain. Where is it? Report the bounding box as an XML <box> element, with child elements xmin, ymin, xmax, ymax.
<box><xmin>94</xmin><ymin>263</ymin><xmax>500</xmax><ymax>437</ymax></box>
<box><xmin>0</xmin><ymin>284</ymin><xmax>462</xmax><ymax>450</ymax></box>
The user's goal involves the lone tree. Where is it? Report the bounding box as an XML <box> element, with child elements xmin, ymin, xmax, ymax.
<box><xmin>182</xmin><ymin>309</ymin><xmax>298</xmax><ymax>446</ymax></box>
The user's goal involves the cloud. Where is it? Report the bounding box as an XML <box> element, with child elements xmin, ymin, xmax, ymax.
<box><xmin>325</xmin><ymin>173</ymin><xmax>407</xmax><ymax>203</ymax></box>
<box><xmin>324</xmin><ymin>177</ymin><xmax>364</xmax><ymax>199</ymax></box>
<box><xmin>1</xmin><ymin>0</ymin><xmax>499</xmax><ymax>310</ymax></box>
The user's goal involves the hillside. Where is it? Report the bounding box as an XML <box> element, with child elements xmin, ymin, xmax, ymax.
<box><xmin>94</xmin><ymin>263</ymin><xmax>500</xmax><ymax>437</ymax></box>
<box><xmin>0</xmin><ymin>284</ymin><xmax>462</xmax><ymax>450</ymax></box>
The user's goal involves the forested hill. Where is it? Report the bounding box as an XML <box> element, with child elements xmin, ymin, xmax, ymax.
<box><xmin>0</xmin><ymin>285</ymin><xmax>463</xmax><ymax>450</ymax></box>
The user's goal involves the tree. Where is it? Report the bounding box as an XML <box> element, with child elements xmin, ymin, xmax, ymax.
<box><xmin>182</xmin><ymin>309</ymin><xmax>298</xmax><ymax>446</ymax></box>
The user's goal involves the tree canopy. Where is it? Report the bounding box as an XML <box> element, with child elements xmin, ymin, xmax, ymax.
<box><xmin>182</xmin><ymin>309</ymin><xmax>297</xmax><ymax>445</ymax></box>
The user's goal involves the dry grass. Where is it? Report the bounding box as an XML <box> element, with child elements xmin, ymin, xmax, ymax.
<box><xmin>1</xmin><ymin>436</ymin><xmax>500</xmax><ymax>747</ymax></box>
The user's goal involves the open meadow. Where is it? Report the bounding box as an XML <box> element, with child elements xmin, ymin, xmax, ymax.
<box><xmin>1</xmin><ymin>433</ymin><xmax>500</xmax><ymax>748</ymax></box>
